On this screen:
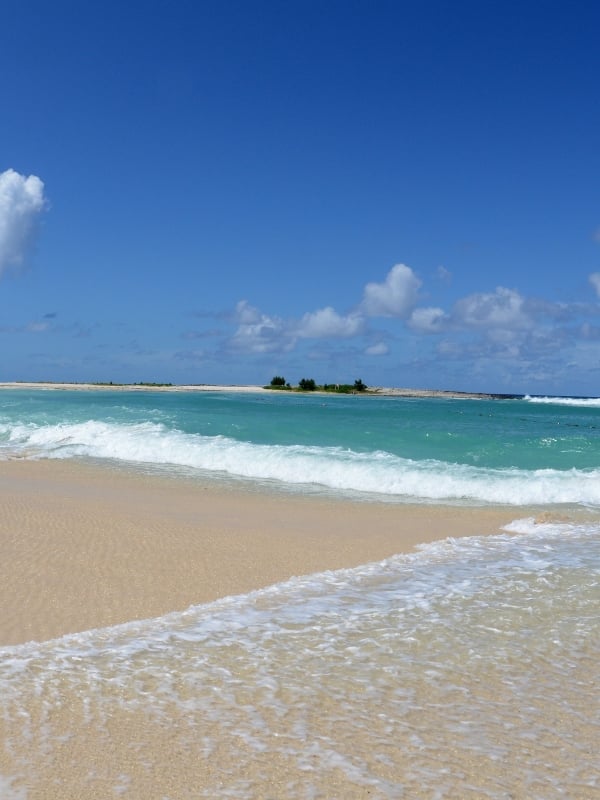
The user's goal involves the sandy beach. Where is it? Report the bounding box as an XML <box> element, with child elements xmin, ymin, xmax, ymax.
<box><xmin>0</xmin><ymin>458</ymin><xmax>521</xmax><ymax>646</ymax></box>
<box><xmin>0</xmin><ymin>381</ymin><xmax>272</xmax><ymax>394</ymax></box>
<box><xmin>0</xmin><ymin>457</ymin><xmax>595</xmax><ymax>799</ymax></box>
<box><xmin>0</xmin><ymin>381</ymin><xmax>519</xmax><ymax>399</ymax></box>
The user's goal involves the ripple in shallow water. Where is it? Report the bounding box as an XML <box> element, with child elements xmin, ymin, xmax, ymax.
<box><xmin>1</xmin><ymin>521</ymin><xmax>599</xmax><ymax>798</ymax></box>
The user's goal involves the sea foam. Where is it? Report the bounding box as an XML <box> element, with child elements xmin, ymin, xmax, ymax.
<box><xmin>2</xmin><ymin>419</ymin><xmax>600</xmax><ymax>506</ymax></box>
<box><xmin>524</xmin><ymin>394</ymin><xmax>600</xmax><ymax>408</ymax></box>
<box><xmin>1</xmin><ymin>521</ymin><xmax>599</xmax><ymax>799</ymax></box>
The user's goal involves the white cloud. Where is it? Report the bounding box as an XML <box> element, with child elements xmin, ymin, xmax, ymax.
<box><xmin>0</xmin><ymin>169</ymin><xmax>46</xmax><ymax>275</ymax></box>
<box><xmin>408</xmin><ymin>306</ymin><xmax>447</xmax><ymax>333</ymax></box>
<box><xmin>589</xmin><ymin>272</ymin><xmax>600</xmax><ymax>298</ymax></box>
<box><xmin>297</xmin><ymin>307</ymin><xmax>364</xmax><ymax>338</ymax></box>
<box><xmin>231</xmin><ymin>300</ymin><xmax>293</xmax><ymax>353</ymax></box>
<box><xmin>231</xmin><ymin>300</ymin><xmax>365</xmax><ymax>353</ymax></box>
<box><xmin>235</xmin><ymin>299</ymin><xmax>262</xmax><ymax>324</ymax></box>
<box><xmin>365</xmin><ymin>341</ymin><xmax>389</xmax><ymax>356</ymax></box>
<box><xmin>452</xmin><ymin>287</ymin><xmax>531</xmax><ymax>329</ymax></box>
<box><xmin>361</xmin><ymin>263</ymin><xmax>421</xmax><ymax>318</ymax></box>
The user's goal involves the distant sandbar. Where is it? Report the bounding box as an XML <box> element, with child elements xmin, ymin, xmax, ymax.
<box><xmin>0</xmin><ymin>381</ymin><xmax>521</xmax><ymax>400</ymax></box>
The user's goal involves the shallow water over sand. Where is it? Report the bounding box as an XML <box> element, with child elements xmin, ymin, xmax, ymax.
<box><xmin>2</xmin><ymin>519</ymin><xmax>599</xmax><ymax>799</ymax></box>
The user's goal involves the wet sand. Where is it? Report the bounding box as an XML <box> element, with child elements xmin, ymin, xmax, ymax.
<box><xmin>0</xmin><ymin>458</ymin><xmax>522</xmax><ymax>646</ymax></box>
<box><xmin>2</xmin><ymin>459</ymin><xmax>590</xmax><ymax>800</ymax></box>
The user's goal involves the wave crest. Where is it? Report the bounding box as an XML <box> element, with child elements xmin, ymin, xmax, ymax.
<box><xmin>2</xmin><ymin>420</ymin><xmax>600</xmax><ymax>506</ymax></box>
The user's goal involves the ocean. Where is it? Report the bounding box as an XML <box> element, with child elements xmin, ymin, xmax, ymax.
<box><xmin>1</xmin><ymin>388</ymin><xmax>599</xmax><ymax>798</ymax></box>
<box><xmin>2</xmin><ymin>388</ymin><xmax>600</xmax><ymax>504</ymax></box>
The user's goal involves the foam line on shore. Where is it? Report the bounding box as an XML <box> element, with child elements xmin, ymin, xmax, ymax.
<box><xmin>0</xmin><ymin>458</ymin><xmax>528</xmax><ymax>646</ymax></box>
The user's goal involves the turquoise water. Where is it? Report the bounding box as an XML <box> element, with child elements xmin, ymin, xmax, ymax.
<box><xmin>1</xmin><ymin>388</ymin><xmax>599</xmax><ymax>797</ymax></box>
<box><xmin>1</xmin><ymin>388</ymin><xmax>600</xmax><ymax>504</ymax></box>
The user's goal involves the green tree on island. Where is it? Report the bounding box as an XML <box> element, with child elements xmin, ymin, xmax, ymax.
<box><xmin>267</xmin><ymin>376</ymin><xmax>368</xmax><ymax>392</ymax></box>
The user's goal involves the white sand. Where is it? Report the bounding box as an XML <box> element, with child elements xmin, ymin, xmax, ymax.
<box><xmin>0</xmin><ymin>458</ymin><xmax>524</xmax><ymax>646</ymax></box>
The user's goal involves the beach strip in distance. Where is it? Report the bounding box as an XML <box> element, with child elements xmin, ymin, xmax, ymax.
<box><xmin>0</xmin><ymin>458</ymin><xmax>525</xmax><ymax>647</ymax></box>
<box><xmin>0</xmin><ymin>380</ymin><xmax>521</xmax><ymax>399</ymax></box>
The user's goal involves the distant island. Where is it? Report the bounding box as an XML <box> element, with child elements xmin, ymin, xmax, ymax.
<box><xmin>264</xmin><ymin>375</ymin><xmax>520</xmax><ymax>399</ymax></box>
<box><xmin>0</xmin><ymin>380</ymin><xmax>523</xmax><ymax>400</ymax></box>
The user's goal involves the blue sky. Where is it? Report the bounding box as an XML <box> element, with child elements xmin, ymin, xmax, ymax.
<box><xmin>2</xmin><ymin>0</ymin><xmax>600</xmax><ymax>394</ymax></box>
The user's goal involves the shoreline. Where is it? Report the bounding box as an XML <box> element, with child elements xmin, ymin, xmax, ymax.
<box><xmin>1</xmin><ymin>393</ymin><xmax>596</xmax><ymax>799</ymax></box>
<box><xmin>0</xmin><ymin>380</ymin><xmax>522</xmax><ymax>400</ymax></box>
<box><xmin>0</xmin><ymin>458</ymin><xmax>529</xmax><ymax>647</ymax></box>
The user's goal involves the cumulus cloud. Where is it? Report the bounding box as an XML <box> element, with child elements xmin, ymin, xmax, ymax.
<box><xmin>365</xmin><ymin>341</ymin><xmax>389</xmax><ymax>356</ymax></box>
<box><xmin>589</xmin><ymin>272</ymin><xmax>600</xmax><ymax>298</ymax></box>
<box><xmin>0</xmin><ymin>169</ymin><xmax>46</xmax><ymax>275</ymax></box>
<box><xmin>230</xmin><ymin>300</ymin><xmax>366</xmax><ymax>353</ymax></box>
<box><xmin>231</xmin><ymin>300</ymin><xmax>293</xmax><ymax>353</ymax></box>
<box><xmin>235</xmin><ymin>300</ymin><xmax>262</xmax><ymax>325</ymax></box>
<box><xmin>230</xmin><ymin>262</ymin><xmax>425</xmax><ymax>355</ymax></box>
<box><xmin>408</xmin><ymin>306</ymin><xmax>448</xmax><ymax>333</ymax></box>
<box><xmin>361</xmin><ymin>263</ymin><xmax>421</xmax><ymax>318</ymax></box>
<box><xmin>296</xmin><ymin>307</ymin><xmax>364</xmax><ymax>338</ymax></box>
<box><xmin>452</xmin><ymin>287</ymin><xmax>531</xmax><ymax>329</ymax></box>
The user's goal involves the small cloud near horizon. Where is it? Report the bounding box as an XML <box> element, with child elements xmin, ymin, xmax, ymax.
<box><xmin>231</xmin><ymin>300</ymin><xmax>291</xmax><ymax>354</ymax></box>
<box><xmin>365</xmin><ymin>341</ymin><xmax>389</xmax><ymax>356</ymax></box>
<box><xmin>225</xmin><ymin>263</ymin><xmax>600</xmax><ymax>395</ymax></box>
<box><xmin>452</xmin><ymin>287</ymin><xmax>531</xmax><ymax>330</ymax></box>
<box><xmin>409</xmin><ymin>306</ymin><xmax>447</xmax><ymax>333</ymax></box>
<box><xmin>296</xmin><ymin>307</ymin><xmax>364</xmax><ymax>339</ymax></box>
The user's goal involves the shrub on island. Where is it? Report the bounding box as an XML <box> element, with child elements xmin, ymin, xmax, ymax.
<box><xmin>322</xmin><ymin>379</ymin><xmax>368</xmax><ymax>393</ymax></box>
<box><xmin>267</xmin><ymin>376</ymin><xmax>291</xmax><ymax>390</ymax></box>
<box><xmin>266</xmin><ymin>376</ymin><xmax>369</xmax><ymax>393</ymax></box>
